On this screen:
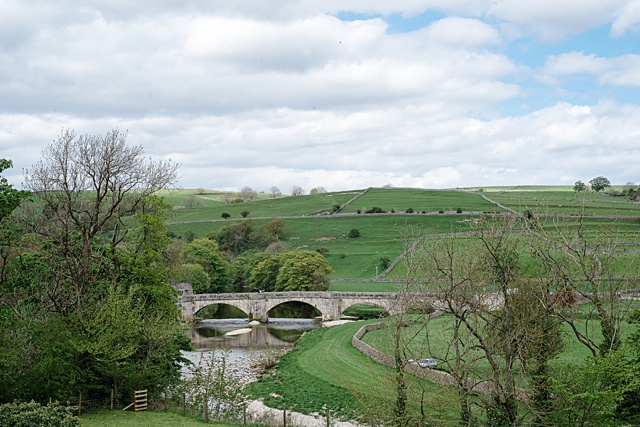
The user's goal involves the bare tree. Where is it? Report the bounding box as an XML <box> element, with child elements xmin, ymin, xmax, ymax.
<box><xmin>525</xmin><ymin>209</ymin><xmax>638</xmax><ymax>357</ymax></box>
<box><xmin>290</xmin><ymin>185</ymin><xmax>304</xmax><ymax>196</ymax></box>
<box><xmin>23</xmin><ymin>128</ymin><xmax>180</xmax><ymax>307</ymax></box>
<box><xmin>268</xmin><ymin>186</ymin><xmax>281</xmax><ymax>198</ymax></box>
<box><xmin>239</xmin><ymin>186</ymin><xmax>258</xmax><ymax>202</ymax></box>
<box><xmin>422</xmin><ymin>215</ymin><xmax>563</xmax><ymax>426</ymax></box>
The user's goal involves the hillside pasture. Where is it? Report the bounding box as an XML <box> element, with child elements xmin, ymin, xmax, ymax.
<box><xmin>338</xmin><ymin>187</ymin><xmax>502</xmax><ymax>214</ymax></box>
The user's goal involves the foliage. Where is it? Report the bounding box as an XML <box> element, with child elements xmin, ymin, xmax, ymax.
<box><xmin>589</xmin><ymin>176</ymin><xmax>611</xmax><ymax>192</ymax></box>
<box><xmin>573</xmin><ymin>180</ymin><xmax>586</xmax><ymax>192</ymax></box>
<box><xmin>262</xmin><ymin>219</ymin><xmax>284</xmax><ymax>239</ymax></box>
<box><xmin>379</xmin><ymin>256</ymin><xmax>392</xmax><ymax>270</ymax></box>
<box><xmin>0</xmin><ymin>401</ymin><xmax>79</xmax><ymax>427</ymax></box>
<box><xmin>0</xmin><ymin>129</ymin><xmax>186</xmax><ymax>404</ymax></box>
<box><xmin>0</xmin><ymin>159</ymin><xmax>30</xmax><ymax>222</ymax></box>
<box><xmin>348</xmin><ymin>228</ymin><xmax>361</xmax><ymax>238</ymax></box>
<box><xmin>173</xmin><ymin>263</ymin><xmax>210</xmax><ymax>293</ymax></box>
<box><xmin>240</xmin><ymin>210</ymin><xmax>249</xmax><ymax>218</ymax></box>
<box><xmin>181</xmin><ymin>239</ymin><xmax>231</xmax><ymax>293</ymax></box>
<box><xmin>365</xmin><ymin>206</ymin><xmax>385</xmax><ymax>213</ymax></box>
<box><xmin>250</xmin><ymin>251</ymin><xmax>334</xmax><ymax>292</ymax></box>
<box><xmin>221</xmin><ymin>212</ymin><xmax>230</xmax><ymax>219</ymax></box>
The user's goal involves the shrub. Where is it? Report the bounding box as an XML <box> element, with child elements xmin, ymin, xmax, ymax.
<box><xmin>379</xmin><ymin>256</ymin><xmax>391</xmax><ymax>270</ymax></box>
<box><xmin>456</xmin><ymin>207</ymin><xmax>462</xmax><ymax>213</ymax></box>
<box><xmin>405</xmin><ymin>208</ymin><xmax>414</xmax><ymax>213</ymax></box>
<box><xmin>365</xmin><ymin>206</ymin><xmax>385</xmax><ymax>213</ymax></box>
<box><xmin>439</xmin><ymin>209</ymin><xmax>444</xmax><ymax>214</ymax></box>
<box><xmin>0</xmin><ymin>401</ymin><xmax>79</xmax><ymax>427</ymax></box>
<box><xmin>349</xmin><ymin>228</ymin><xmax>361</xmax><ymax>238</ymax></box>
<box><xmin>241</xmin><ymin>210</ymin><xmax>250</xmax><ymax>218</ymax></box>
<box><xmin>316</xmin><ymin>247</ymin><xmax>329</xmax><ymax>256</ymax></box>
<box><xmin>221</xmin><ymin>212</ymin><xmax>230</xmax><ymax>219</ymax></box>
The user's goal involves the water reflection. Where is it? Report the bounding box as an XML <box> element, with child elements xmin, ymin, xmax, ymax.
<box><xmin>189</xmin><ymin>318</ymin><xmax>321</xmax><ymax>350</ymax></box>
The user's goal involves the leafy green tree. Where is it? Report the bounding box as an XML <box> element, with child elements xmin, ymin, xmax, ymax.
<box><xmin>573</xmin><ymin>180</ymin><xmax>586</xmax><ymax>192</ymax></box>
<box><xmin>589</xmin><ymin>176</ymin><xmax>611</xmax><ymax>192</ymax></box>
<box><xmin>221</xmin><ymin>212</ymin><xmax>230</xmax><ymax>219</ymax></box>
<box><xmin>0</xmin><ymin>130</ymin><xmax>185</xmax><ymax>403</ymax></box>
<box><xmin>250</xmin><ymin>251</ymin><xmax>334</xmax><ymax>292</ymax></box>
<box><xmin>213</xmin><ymin>221</ymin><xmax>255</xmax><ymax>254</ymax></box>
<box><xmin>250</xmin><ymin>253</ymin><xmax>283</xmax><ymax>292</ymax></box>
<box><xmin>379</xmin><ymin>256</ymin><xmax>392</xmax><ymax>270</ymax></box>
<box><xmin>263</xmin><ymin>219</ymin><xmax>285</xmax><ymax>239</ymax></box>
<box><xmin>349</xmin><ymin>228</ymin><xmax>361</xmax><ymax>238</ymax></box>
<box><xmin>0</xmin><ymin>159</ymin><xmax>29</xmax><ymax>222</ymax></box>
<box><xmin>181</xmin><ymin>239</ymin><xmax>231</xmax><ymax>293</ymax></box>
<box><xmin>275</xmin><ymin>251</ymin><xmax>334</xmax><ymax>291</ymax></box>
<box><xmin>241</xmin><ymin>210</ymin><xmax>250</xmax><ymax>218</ymax></box>
<box><xmin>173</xmin><ymin>263</ymin><xmax>210</xmax><ymax>294</ymax></box>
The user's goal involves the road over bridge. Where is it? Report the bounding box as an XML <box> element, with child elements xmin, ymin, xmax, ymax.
<box><xmin>178</xmin><ymin>291</ymin><xmax>418</xmax><ymax>322</ymax></box>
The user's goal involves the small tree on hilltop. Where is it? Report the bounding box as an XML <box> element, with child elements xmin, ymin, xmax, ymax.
<box><xmin>589</xmin><ymin>176</ymin><xmax>611</xmax><ymax>192</ymax></box>
<box><xmin>573</xmin><ymin>180</ymin><xmax>586</xmax><ymax>192</ymax></box>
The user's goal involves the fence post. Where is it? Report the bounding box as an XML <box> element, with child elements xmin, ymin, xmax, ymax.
<box><xmin>283</xmin><ymin>407</ymin><xmax>287</xmax><ymax>427</ymax></box>
<box><xmin>182</xmin><ymin>393</ymin><xmax>186</xmax><ymax>416</ymax></box>
<box><xmin>203</xmin><ymin>392</ymin><xmax>208</xmax><ymax>423</ymax></box>
<box><xmin>243</xmin><ymin>404</ymin><xmax>247</xmax><ymax>425</ymax></box>
<box><xmin>326</xmin><ymin>406</ymin><xmax>330</xmax><ymax>427</ymax></box>
<box><xmin>110</xmin><ymin>389</ymin><xmax>114</xmax><ymax>410</ymax></box>
<box><xmin>78</xmin><ymin>392</ymin><xmax>82</xmax><ymax>417</ymax></box>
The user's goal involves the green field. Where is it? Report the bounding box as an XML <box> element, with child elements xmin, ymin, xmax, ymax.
<box><xmin>361</xmin><ymin>306</ymin><xmax>639</xmax><ymax>376</ymax></box>
<box><xmin>338</xmin><ymin>187</ymin><xmax>501</xmax><ymax>214</ymax></box>
<box><xmin>159</xmin><ymin>186</ymin><xmax>640</xmax><ymax>281</ymax></box>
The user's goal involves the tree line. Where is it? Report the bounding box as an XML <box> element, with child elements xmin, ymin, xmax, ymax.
<box><xmin>0</xmin><ymin>128</ymin><xmax>335</xmax><ymax>406</ymax></box>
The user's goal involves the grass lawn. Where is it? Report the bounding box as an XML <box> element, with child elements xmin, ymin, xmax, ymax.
<box><xmin>79</xmin><ymin>410</ymin><xmax>248</xmax><ymax>426</ymax></box>
<box><xmin>246</xmin><ymin>320</ymin><xmax>459</xmax><ymax>424</ymax></box>
<box><xmin>362</xmin><ymin>304</ymin><xmax>640</xmax><ymax>385</ymax></box>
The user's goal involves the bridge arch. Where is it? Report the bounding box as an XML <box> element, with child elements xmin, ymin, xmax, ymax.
<box><xmin>340</xmin><ymin>301</ymin><xmax>390</xmax><ymax>318</ymax></box>
<box><xmin>264</xmin><ymin>299</ymin><xmax>323</xmax><ymax>319</ymax></box>
<box><xmin>194</xmin><ymin>302</ymin><xmax>249</xmax><ymax>319</ymax></box>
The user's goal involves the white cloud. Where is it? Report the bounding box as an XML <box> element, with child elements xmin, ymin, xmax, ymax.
<box><xmin>1</xmin><ymin>1</ymin><xmax>639</xmax><ymax>193</ymax></box>
<box><xmin>542</xmin><ymin>52</ymin><xmax>640</xmax><ymax>87</ymax></box>
<box><xmin>611</xmin><ymin>0</ymin><xmax>640</xmax><ymax>36</ymax></box>
<box><xmin>488</xmin><ymin>0</ymin><xmax>628</xmax><ymax>41</ymax></box>
<box><xmin>422</xmin><ymin>17</ymin><xmax>500</xmax><ymax>47</ymax></box>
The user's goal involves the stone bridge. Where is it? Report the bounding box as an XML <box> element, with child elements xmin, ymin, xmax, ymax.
<box><xmin>178</xmin><ymin>291</ymin><xmax>418</xmax><ymax>322</ymax></box>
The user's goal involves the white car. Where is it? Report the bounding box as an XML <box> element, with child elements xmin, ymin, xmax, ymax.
<box><xmin>416</xmin><ymin>358</ymin><xmax>437</xmax><ymax>368</ymax></box>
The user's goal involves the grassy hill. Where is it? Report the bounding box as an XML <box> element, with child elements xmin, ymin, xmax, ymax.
<box><xmin>162</xmin><ymin>186</ymin><xmax>640</xmax><ymax>287</ymax></box>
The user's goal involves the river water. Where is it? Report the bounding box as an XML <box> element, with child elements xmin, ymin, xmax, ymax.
<box><xmin>181</xmin><ymin>317</ymin><xmax>322</xmax><ymax>382</ymax></box>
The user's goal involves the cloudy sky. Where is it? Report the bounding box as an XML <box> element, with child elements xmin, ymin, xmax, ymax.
<box><xmin>1</xmin><ymin>1</ymin><xmax>640</xmax><ymax>193</ymax></box>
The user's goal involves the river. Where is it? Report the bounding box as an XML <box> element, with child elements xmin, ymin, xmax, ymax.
<box><xmin>182</xmin><ymin>308</ymin><xmax>323</xmax><ymax>382</ymax></box>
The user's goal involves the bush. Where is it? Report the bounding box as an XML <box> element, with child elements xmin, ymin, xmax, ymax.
<box><xmin>349</xmin><ymin>228</ymin><xmax>361</xmax><ymax>238</ymax></box>
<box><xmin>379</xmin><ymin>256</ymin><xmax>391</xmax><ymax>270</ymax></box>
<box><xmin>241</xmin><ymin>210</ymin><xmax>250</xmax><ymax>218</ymax></box>
<box><xmin>456</xmin><ymin>207</ymin><xmax>463</xmax><ymax>213</ymax></box>
<box><xmin>0</xmin><ymin>401</ymin><xmax>79</xmax><ymax>427</ymax></box>
<box><xmin>405</xmin><ymin>208</ymin><xmax>414</xmax><ymax>213</ymax></box>
<box><xmin>221</xmin><ymin>212</ymin><xmax>230</xmax><ymax>219</ymax></box>
<box><xmin>365</xmin><ymin>207</ymin><xmax>385</xmax><ymax>214</ymax></box>
<box><xmin>439</xmin><ymin>209</ymin><xmax>444</xmax><ymax>214</ymax></box>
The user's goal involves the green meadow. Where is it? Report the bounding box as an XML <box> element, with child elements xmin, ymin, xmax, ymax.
<box><xmin>162</xmin><ymin>186</ymin><xmax>640</xmax><ymax>282</ymax></box>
